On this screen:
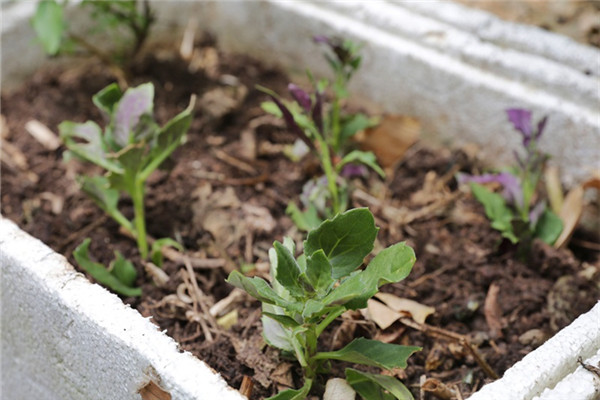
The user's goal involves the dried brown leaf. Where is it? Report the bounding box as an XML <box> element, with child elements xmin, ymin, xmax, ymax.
<box><xmin>363</xmin><ymin>299</ymin><xmax>402</xmax><ymax>330</ymax></box>
<box><xmin>375</xmin><ymin>292</ymin><xmax>435</xmax><ymax>324</ymax></box>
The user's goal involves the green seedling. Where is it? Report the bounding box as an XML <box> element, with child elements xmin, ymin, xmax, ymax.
<box><xmin>60</xmin><ymin>82</ymin><xmax>194</xmax><ymax>295</ymax></box>
<box><xmin>227</xmin><ymin>208</ymin><xmax>420</xmax><ymax>399</ymax></box>
<box><xmin>260</xmin><ymin>37</ymin><xmax>383</xmax><ymax>230</ymax></box>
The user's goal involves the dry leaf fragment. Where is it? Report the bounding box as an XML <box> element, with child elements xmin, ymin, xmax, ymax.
<box><xmin>364</xmin><ymin>299</ymin><xmax>402</xmax><ymax>330</ymax></box>
<box><xmin>323</xmin><ymin>378</ymin><xmax>356</xmax><ymax>400</ymax></box>
<box><xmin>216</xmin><ymin>309</ymin><xmax>238</xmax><ymax>330</ymax></box>
<box><xmin>484</xmin><ymin>283</ymin><xmax>503</xmax><ymax>339</ymax></box>
<box><xmin>143</xmin><ymin>262</ymin><xmax>170</xmax><ymax>287</ymax></box>
<box><xmin>374</xmin><ymin>292</ymin><xmax>435</xmax><ymax>324</ymax></box>
<box><xmin>421</xmin><ymin>378</ymin><xmax>455</xmax><ymax>400</ymax></box>
<box><xmin>357</xmin><ymin>114</ymin><xmax>421</xmax><ymax>168</ymax></box>
<box><xmin>139</xmin><ymin>381</ymin><xmax>171</xmax><ymax>400</ymax></box>
<box><xmin>25</xmin><ymin>120</ymin><xmax>61</xmax><ymax>150</ymax></box>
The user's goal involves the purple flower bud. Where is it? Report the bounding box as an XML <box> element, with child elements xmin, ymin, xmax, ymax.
<box><xmin>506</xmin><ymin>108</ymin><xmax>533</xmax><ymax>146</ymax></box>
<box><xmin>288</xmin><ymin>84</ymin><xmax>312</xmax><ymax>114</ymax></box>
<box><xmin>459</xmin><ymin>172</ymin><xmax>523</xmax><ymax>208</ymax></box>
<box><xmin>529</xmin><ymin>201</ymin><xmax>546</xmax><ymax>225</ymax></box>
<box><xmin>536</xmin><ymin>115</ymin><xmax>548</xmax><ymax>141</ymax></box>
<box><xmin>340</xmin><ymin>163</ymin><xmax>368</xmax><ymax>178</ymax></box>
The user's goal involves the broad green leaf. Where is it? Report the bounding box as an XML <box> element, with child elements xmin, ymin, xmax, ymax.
<box><xmin>273</xmin><ymin>241</ymin><xmax>304</xmax><ymax>298</ymax></box>
<box><xmin>110</xmin><ymin>251</ymin><xmax>138</xmax><ymax>287</ymax></box>
<box><xmin>323</xmin><ymin>242</ymin><xmax>416</xmax><ymax>309</ymax></box>
<box><xmin>262</xmin><ymin>303</ymin><xmax>295</xmax><ymax>351</ymax></box>
<box><xmin>305</xmin><ymin>249</ymin><xmax>334</xmax><ymax>295</ymax></box>
<box><xmin>262</xmin><ymin>312</ymin><xmax>300</xmax><ymax>328</ymax></box>
<box><xmin>534</xmin><ymin>209</ymin><xmax>563</xmax><ymax>245</ymax></box>
<box><xmin>31</xmin><ymin>0</ymin><xmax>64</xmax><ymax>55</ymax></box>
<box><xmin>113</xmin><ymin>83</ymin><xmax>154</xmax><ymax>147</ymax></box>
<box><xmin>226</xmin><ymin>271</ymin><xmax>302</xmax><ymax>313</ymax></box>
<box><xmin>340</xmin><ymin>113</ymin><xmax>377</xmax><ymax>143</ymax></box>
<box><xmin>286</xmin><ymin>202</ymin><xmax>322</xmax><ymax>232</ymax></box>
<box><xmin>92</xmin><ymin>83</ymin><xmax>122</xmax><ymax>116</ymax></box>
<box><xmin>470</xmin><ymin>183</ymin><xmax>518</xmax><ymax>243</ymax></box>
<box><xmin>266</xmin><ymin>382</ymin><xmax>312</xmax><ymax>400</ymax></box>
<box><xmin>314</xmin><ymin>338</ymin><xmax>420</xmax><ymax>370</ymax></box>
<box><xmin>73</xmin><ymin>239</ymin><xmax>141</xmax><ymax>297</ymax></box>
<box><xmin>337</xmin><ymin>150</ymin><xmax>385</xmax><ymax>178</ymax></box>
<box><xmin>345</xmin><ymin>369</ymin><xmax>413</xmax><ymax>400</ymax></box>
<box><xmin>304</xmin><ymin>208</ymin><xmax>378</xmax><ymax>279</ymax></box>
<box><xmin>59</xmin><ymin>121</ymin><xmax>123</xmax><ymax>174</ymax></box>
<box><xmin>151</xmin><ymin>237</ymin><xmax>183</xmax><ymax>267</ymax></box>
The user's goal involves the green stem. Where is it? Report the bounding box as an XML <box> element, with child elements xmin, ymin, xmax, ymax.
<box><xmin>331</xmin><ymin>97</ymin><xmax>341</xmax><ymax>153</ymax></box>
<box><xmin>132</xmin><ymin>178</ymin><xmax>148</xmax><ymax>259</ymax></box>
<box><xmin>316</xmin><ymin>306</ymin><xmax>345</xmax><ymax>337</ymax></box>
<box><xmin>319</xmin><ymin>140</ymin><xmax>340</xmax><ymax>215</ymax></box>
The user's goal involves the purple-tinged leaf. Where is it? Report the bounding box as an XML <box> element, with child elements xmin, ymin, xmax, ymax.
<box><xmin>114</xmin><ymin>83</ymin><xmax>154</xmax><ymax>147</ymax></box>
<box><xmin>458</xmin><ymin>172</ymin><xmax>523</xmax><ymax>208</ymax></box>
<box><xmin>536</xmin><ymin>115</ymin><xmax>548</xmax><ymax>140</ymax></box>
<box><xmin>506</xmin><ymin>108</ymin><xmax>532</xmax><ymax>146</ymax></box>
<box><xmin>340</xmin><ymin>163</ymin><xmax>368</xmax><ymax>178</ymax></box>
<box><xmin>313</xmin><ymin>35</ymin><xmax>331</xmax><ymax>44</ymax></box>
<box><xmin>529</xmin><ymin>201</ymin><xmax>546</xmax><ymax>225</ymax></box>
<box><xmin>288</xmin><ymin>83</ymin><xmax>312</xmax><ymax>114</ymax></box>
<box><xmin>267</xmin><ymin>93</ymin><xmax>315</xmax><ymax>152</ymax></box>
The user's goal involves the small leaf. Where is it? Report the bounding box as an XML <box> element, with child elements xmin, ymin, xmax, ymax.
<box><xmin>266</xmin><ymin>383</ymin><xmax>312</xmax><ymax>400</ymax></box>
<box><xmin>314</xmin><ymin>338</ymin><xmax>420</xmax><ymax>370</ymax></box>
<box><xmin>273</xmin><ymin>241</ymin><xmax>304</xmax><ymax>298</ymax></box>
<box><xmin>345</xmin><ymin>369</ymin><xmax>413</xmax><ymax>400</ymax></box>
<box><xmin>304</xmin><ymin>208</ymin><xmax>378</xmax><ymax>279</ymax></box>
<box><xmin>151</xmin><ymin>237</ymin><xmax>183</xmax><ymax>267</ymax></box>
<box><xmin>92</xmin><ymin>83</ymin><xmax>122</xmax><ymax>116</ymax></box>
<box><xmin>78</xmin><ymin>175</ymin><xmax>131</xmax><ymax>232</ymax></box>
<box><xmin>110</xmin><ymin>251</ymin><xmax>138</xmax><ymax>287</ymax></box>
<box><xmin>305</xmin><ymin>249</ymin><xmax>334</xmax><ymax>295</ymax></box>
<box><xmin>261</xmin><ymin>101</ymin><xmax>283</xmax><ymax>117</ymax></box>
<box><xmin>226</xmin><ymin>271</ymin><xmax>302</xmax><ymax>312</ymax></box>
<box><xmin>323</xmin><ymin>378</ymin><xmax>356</xmax><ymax>400</ymax></box>
<box><xmin>262</xmin><ymin>304</ymin><xmax>294</xmax><ymax>351</ymax></box>
<box><xmin>73</xmin><ymin>239</ymin><xmax>142</xmax><ymax>297</ymax></box>
<box><xmin>337</xmin><ymin>150</ymin><xmax>385</xmax><ymax>178</ymax></box>
<box><xmin>31</xmin><ymin>0</ymin><xmax>65</xmax><ymax>55</ymax></box>
<box><xmin>340</xmin><ymin>113</ymin><xmax>376</xmax><ymax>143</ymax></box>
<box><xmin>113</xmin><ymin>83</ymin><xmax>154</xmax><ymax>147</ymax></box>
<box><xmin>286</xmin><ymin>202</ymin><xmax>322</xmax><ymax>232</ymax></box>
<box><xmin>262</xmin><ymin>312</ymin><xmax>300</xmax><ymax>328</ymax></box>
<box><xmin>470</xmin><ymin>183</ymin><xmax>518</xmax><ymax>243</ymax></box>
<box><xmin>534</xmin><ymin>209</ymin><xmax>563</xmax><ymax>245</ymax></box>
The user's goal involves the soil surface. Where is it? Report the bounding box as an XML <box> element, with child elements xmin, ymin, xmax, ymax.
<box><xmin>2</xmin><ymin>38</ymin><xmax>599</xmax><ymax>400</ymax></box>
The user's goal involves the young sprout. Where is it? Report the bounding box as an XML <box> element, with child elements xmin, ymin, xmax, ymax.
<box><xmin>60</xmin><ymin>82</ymin><xmax>193</xmax><ymax>295</ymax></box>
<box><xmin>458</xmin><ymin>108</ymin><xmax>563</xmax><ymax>248</ymax></box>
<box><xmin>227</xmin><ymin>208</ymin><xmax>420</xmax><ymax>399</ymax></box>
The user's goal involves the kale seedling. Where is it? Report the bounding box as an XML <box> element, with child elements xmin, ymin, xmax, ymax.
<box><xmin>459</xmin><ymin>108</ymin><xmax>563</xmax><ymax>248</ymax></box>
<box><xmin>31</xmin><ymin>0</ymin><xmax>154</xmax><ymax>82</ymax></box>
<box><xmin>260</xmin><ymin>36</ymin><xmax>383</xmax><ymax>230</ymax></box>
<box><xmin>60</xmin><ymin>82</ymin><xmax>193</xmax><ymax>295</ymax></box>
<box><xmin>227</xmin><ymin>208</ymin><xmax>420</xmax><ymax>399</ymax></box>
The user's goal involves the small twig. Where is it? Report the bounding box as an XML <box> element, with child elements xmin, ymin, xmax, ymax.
<box><xmin>213</xmin><ymin>148</ymin><xmax>257</xmax><ymax>175</ymax></box>
<box><xmin>399</xmin><ymin>317</ymin><xmax>499</xmax><ymax>379</ymax></box>
<box><xmin>578</xmin><ymin>357</ymin><xmax>600</xmax><ymax>378</ymax></box>
<box><xmin>239</xmin><ymin>375</ymin><xmax>254</xmax><ymax>398</ymax></box>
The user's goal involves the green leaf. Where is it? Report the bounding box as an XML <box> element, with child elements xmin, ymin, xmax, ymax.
<box><xmin>110</xmin><ymin>251</ymin><xmax>138</xmax><ymax>287</ymax></box>
<box><xmin>346</xmin><ymin>369</ymin><xmax>413</xmax><ymax>400</ymax></box>
<box><xmin>261</xmin><ymin>101</ymin><xmax>283</xmax><ymax>118</ymax></box>
<box><xmin>305</xmin><ymin>249</ymin><xmax>334</xmax><ymax>296</ymax></box>
<box><xmin>31</xmin><ymin>0</ymin><xmax>65</xmax><ymax>55</ymax></box>
<box><xmin>534</xmin><ymin>209</ymin><xmax>563</xmax><ymax>245</ymax></box>
<box><xmin>323</xmin><ymin>242</ymin><xmax>416</xmax><ymax>309</ymax></box>
<box><xmin>113</xmin><ymin>83</ymin><xmax>154</xmax><ymax>147</ymax></box>
<box><xmin>59</xmin><ymin>121</ymin><xmax>123</xmax><ymax>174</ymax></box>
<box><xmin>340</xmin><ymin>113</ymin><xmax>377</xmax><ymax>143</ymax></box>
<box><xmin>78</xmin><ymin>175</ymin><xmax>132</xmax><ymax>232</ymax></box>
<box><xmin>262</xmin><ymin>304</ymin><xmax>294</xmax><ymax>351</ymax></box>
<box><xmin>304</xmin><ymin>208</ymin><xmax>378</xmax><ymax>279</ymax></box>
<box><xmin>92</xmin><ymin>83</ymin><xmax>122</xmax><ymax>115</ymax></box>
<box><xmin>273</xmin><ymin>241</ymin><xmax>304</xmax><ymax>298</ymax></box>
<box><xmin>337</xmin><ymin>150</ymin><xmax>385</xmax><ymax>178</ymax></box>
<box><xmin>226</xmin><ymin>271</ymin><xmax>302</xmax><ymax>313</ymax></box>
<box><xmin>73</xmin><ymin>239</ymin><xmax>142</xmax><ymax>297</ymax></box>
<box><xmin>314</xmin><ymin>338</ymin><xmax>420</xmax><ymax>370</ymax></box>
<box><xmin>470</xmin><ymin>183</ymin><xmax>518</xmax><ymax>243</ymax></box>
<box><xmin>262</xmin><ymin>312</ymin><xmax>300</xmax><ymax>328</ymax></box>
<box><xmin>286</xmin><ymin>202</ymin><xmax>322</xmax><ymax>232</ymax></box>
<box><xmin>151</xmin><ymin>237</ymin><xmax>183</xmax><ymax>267</ymax></box>
<box><xmin>265</xmin><ymin>382</ymin><xmax>312</xmax><ymax>400</ymax></box>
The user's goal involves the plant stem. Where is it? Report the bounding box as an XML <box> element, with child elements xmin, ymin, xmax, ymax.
<box><xmin>132</xmin><ymin>178</ymin><xmax>148</xmax><ymax>259</ymax></box>
<box><xmin>319</xmin><ymin>139</ymin><xmax>340</xmax><ymax>215</ymax></box>
<box><xmin>331</xmin><ymin>97</ymin><xmax>341</xmax><ymax>153</ymax></box>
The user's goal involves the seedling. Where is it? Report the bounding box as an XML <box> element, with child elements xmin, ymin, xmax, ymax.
<box><xmin>60</xmin><ymin>82</ymin><xmax>193</xmax><ymax>295</ymax></box>
<box><xmin>260</xmin><ymin>36</ymin><xmax>383</xmax><ymax>230</ymax></box>
<box><xmin>227</xmin><ymin>208</ymin><xmax>420</xmax><ymax>399</ymax></box>
<box><xmin>31</xmin><ymin>0</ymin><xmax>154</xmax><ymax>82</ymax></box>
<box><xmin>459</xmin><ymin>108</ymin><xmax>563</xmax><ymax>247</ymax></box>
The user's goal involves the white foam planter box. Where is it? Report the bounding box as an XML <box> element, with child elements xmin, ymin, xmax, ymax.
<box><xmin>1</xmin><ymin>1</ymin><xmax>599</xmax><ymax>399</ymax></box>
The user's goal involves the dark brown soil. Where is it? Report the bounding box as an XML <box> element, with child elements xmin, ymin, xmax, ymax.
<box><xmin>2</xmin><ymin>40</ymin><xmax>599</xmax><ymax>400</ymax></box>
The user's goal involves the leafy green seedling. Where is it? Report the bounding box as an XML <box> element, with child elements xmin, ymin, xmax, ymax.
<box><xmin>458</xmin><ymin>108</ymin><xmax>563</xmax><ymax>248</ymax></box>
<box><xmin>260</xmin><ymin>37</ymin><xmax>383</xmax><ymax>230</ymax></box>
<box><xmin>60</xmin><ymin>82</ymin><xmax>194</xmax><ymax>294</ymax></box>
<box><xmin>31</xmin><ymin>0</ymin><xmax>154</xmax><ymax>81</ymax></box>
<box><xmin>227</xmin><ymin>208</ymin><xmax>420</xmax><ymax>399</ymax></box>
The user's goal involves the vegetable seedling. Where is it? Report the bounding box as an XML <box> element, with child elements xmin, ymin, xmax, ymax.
<box><xmin>60</xmin><ymin>82</ymin><xmax>193</xmax><ymax>295</ymax></box>
<box><xmin>458</xmin><ymin>108</ymin><xmax>563</xmax><ymax>248</ymax></box>
<box><xmin>227</xmin><ymin>208</ymin><xmax>420</xmax><ymax>399</ymax></box>
<box><xmin>260</xmin><ymin>36</ymin><xmax>383</xmax><ymax>230</ymax></box>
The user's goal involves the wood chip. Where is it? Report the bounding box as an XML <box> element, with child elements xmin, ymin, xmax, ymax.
<box><xmin>484</xmin><ymin>282</ymin><xmax>503</xmax><ymax>339</ymax></box>
<box><xmin>25</xmin><ymin>120</ymin><xmax>61</xmax><ymax>150</ymax></box>
<box><xmin>138</xmin><ymin>381</ymin><xmax>171</xmax><ymax>400</ymax></box>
